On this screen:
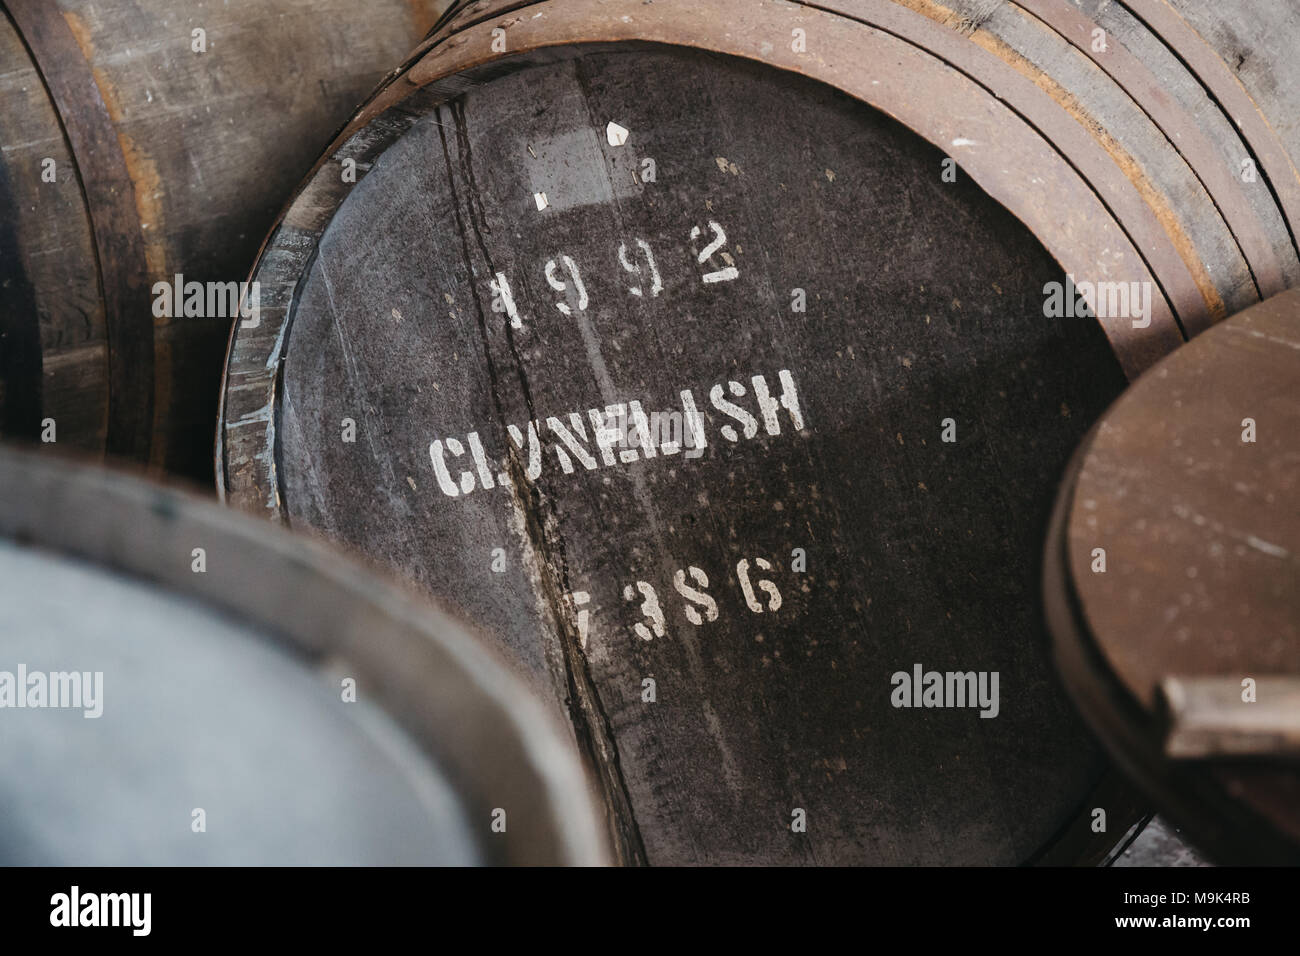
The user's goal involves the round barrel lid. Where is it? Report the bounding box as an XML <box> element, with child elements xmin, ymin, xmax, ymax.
<box><xmin>0</xmin><ymin>447</ymin><xmax>605</xmax><ymax>865</ymax></box>
<box><xmin>222</xmin><ymin>35</ymin><xmax>1166</xmax><ymax>863</ymax></box>
<box><xmin>1046</xmin><ymin>289</ymin><xmax>1300</xmax><ymax>865</ymax></box>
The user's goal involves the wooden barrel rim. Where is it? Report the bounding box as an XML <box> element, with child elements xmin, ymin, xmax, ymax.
<box><xmin>396</xmin><ymin>0</ymin><xmax>1300</xmax><ymax>332</ymax></box>
<box><xmin>440</xmin><ymin>0</ymin><xmax>1300</xmax><ymax>290</ymax></box>
<box><xmin>0</xmin><ymin>446</ymin><xmax>608</xmax><ymax>866</ymax></box>
<box><xmin>1015</xmin><ymin>0</ymin><xmax>1287</xmax><ymax>300</ymax></box>
<box><xmin>1120</xmin><ymin>0</ymin><xmax>1300</xmax><ymax>257</ymax></box>
<box><xmin>1045</xmin><ymin>440</ymin><xmax>1300</xmax><ymax>865</ymax></box>
<box><xmin>1044</xmin><ymin>290</ymin><xmax>1300</xmax><ymax>865</ymax></box>
<box><xmin>2</xmin><ymin>0</ymin><xmax>154</xmax><ymax>459</ymax></box>
<box><xmin>220</xmin><ymin>0</ymin><xmax>1240</xmax><ymax>508</ymax></box>
<box><xmin>330</xmin><ymin>0</ymin><xmax>1198</xmax><ymax>346</ymax></box>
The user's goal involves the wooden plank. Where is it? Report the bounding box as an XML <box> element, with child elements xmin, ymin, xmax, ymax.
<box><xmin>0</xmin><ymin>0</ymin><xmax>451</xmax><ymax>479</ymax></box>
<box><xmin>0</xmin><ymin>8</ymin><xmax>107</xmax><ymax>449</ymax></box>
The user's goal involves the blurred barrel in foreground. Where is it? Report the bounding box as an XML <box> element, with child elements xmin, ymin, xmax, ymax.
<box><xmin>1046</xmin><ymin>289</ymin><xmax>1300</xmax><ymax>865</ymax></box>
<box><xmin>216</xmin><ymin>0</ymin><xmax>1289</xmax><ymax>865</ymax></box>
<box><xmin>0</xmin><ymin>0</ymin><xmax>447</xmax><ymax>479</ymax></box>
<box><xmin>0</xmin><ymin>446</ymin><xmax>604</xmax><ymax>865</ymax></box>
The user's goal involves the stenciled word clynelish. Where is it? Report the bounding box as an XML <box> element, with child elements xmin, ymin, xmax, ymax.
<box><xmin>428</xmin><ymin>369</ymin><xmax>805</xmax><ymax>498</ymax></box>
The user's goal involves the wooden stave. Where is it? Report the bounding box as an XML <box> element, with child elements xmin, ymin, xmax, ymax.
<box><xmin>0</xmin><ymin>0</ymin><xmax>450</xmax><ymax>480</ymax></box>
<box><xmin>0</xmin><ymin>10</ymin><xmax>107</xmax><ymax>452</ymax></box>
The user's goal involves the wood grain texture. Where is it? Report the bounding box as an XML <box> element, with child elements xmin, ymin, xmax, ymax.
<box><xmin>1166</xmin><ymin>0</ymin><xmax>1300</xmax><ymax>217</ymax></box>
<box><xmin>254</xmin><ymin>48</ymin><xmax>1133</xmax><ymax>864</ymax></box>
<box><xmin>1052</xmin><ymin>288</ymin><xmax>1300</xmax><ymax>863</ymax></box>
<box><xmin>0</xmin><ymin>0</ymin><xmax>450</xmax><ymax>479</ymax></box>
<box><xmin>0</xmin><ymin>10</ymin><xmax>106</xmax><ymax>449</ymax></box>
<box><xmin>1069</xmin><ymin>294</ymin><xmax>1299</xmax><ymax>710</ymax></box>
<box><xmin>422</xmin><ymin>0</ymin><xmax>1300</xmax><ymax>341</ymax></box>
<box><xmin>223</xmin><ymin>0</ymin><xmax>1300</xmax><ymax>864</ymax></box>
<box><xmin>931</xmin><ymin>0</ymin><xmax>1250</xmax><ymax>321</ymax></box>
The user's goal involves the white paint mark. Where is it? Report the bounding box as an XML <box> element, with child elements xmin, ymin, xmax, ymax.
<box><xmin>951</xmin><ymin>137</ymin><xmax>979</xmax><ymax>147</ymax></box>
<box><xmin>1245</xmin><ymin>535</ymin><xmax>1290</xmax><ymax>559</ymax></box>
<box><xmin>506</xmin><ymin>421</ymin><xmax>542</xmax><ymax>480</ymax></box>
<box><xmin>545</xmin><ymin>255</ymin><xmax>587</xmax><ymax>316</ymax></box>
<box><xmin>569</xmin><ymin>591</ymin><xmax>592</xmax><ymax>649</ymax></box>
<box><xmin>618</xmin><ymin>238</ymin><xmax>662</xmax><ymax>298</ymax></box>
<box><xmin>534</xmin><ymin>191</ymin><xmax>549</xmax><ymax>211</ymax></box>
<box><xmin>1224</xmin><ymin>325</ymin><xmax>1300</xmax><ymax>350</ymax></box>
<box><xmin>624</xmin><ymin>581</ymin><xmax>665</xmax><ymax>641</ymax></box>
<box><xmin>691</xmin><ymin>220</ymin><xmax>739</xmax><ymax>284</ymax></box>
<box><xmin>491</xmin><ymin>271</ymin><xmax>523</xmax><ymax>329</ymax></box>
<box><xmin>606</xmin><ymin>121</ymin><xmax>629</xmax><ymax>147</ymax></box>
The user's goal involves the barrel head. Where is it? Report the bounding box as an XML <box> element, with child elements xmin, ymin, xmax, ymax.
<box><xmin>231</xmin><ymin>46</ymin><xmax>1142</xmax><ymax>864</ymax></box>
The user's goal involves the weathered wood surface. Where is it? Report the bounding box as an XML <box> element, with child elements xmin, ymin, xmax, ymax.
<box><xmin>0</xmin><ymin>11</ymin><xmax>105</xmax><ymax>450</ymax></box>
<box><xmin>1164</xmin><ymin>0</ymin><xmax>1300</xmax><ymax>239</ymax></box>
<box><xmin>230</xmin><ymin>46</ymin><xmax>1140</xmax><ymax>865</ymax></box>
<box><xmin>223</xmin><ymin>0</ymin><xmax>1300</xmax><ymax>864</ymax></box>
<box><xmin>1050</xmin><ymin>288</ymin><xmax>1300</xmax><ymax>863</ymax></box>
<box><xmin>929</xmin><ymin>0</ymin><xmax>1277</xmax><ymax>323</ymax></box>
<box><xmin>421</xmin><ymin>0</ymin><xmax>1300</xmax><ymax>342</ymax></box>
<box><xmin>0</xmin><ymin>0</ymin><xmax>448</xmax><ymax>479</ymax></box>
<box><xmin>0</xmin><ymin>446</ymin><xmax>604</xmax><ymax>865</ymax></box>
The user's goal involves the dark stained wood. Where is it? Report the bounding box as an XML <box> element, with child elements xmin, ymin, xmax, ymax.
<box><xmin>1048</xmin><ymin>288</ymin><xmax>1300</xmax><ymax>864</ymax></box>
<box><xmin>232</xmin><ymin>45</ymin><xmax>1139</xmax><ymax>865</ymax></box>
<box><xmin>0</xmin><ymin>0</ymin><xmax>448</xmax><ymax>479</ymax></box>
<box><xmin>6</xmin><ymin>0</ymin><xmax>154</xmax><ymax>459</ymax></box>
<box><xmin>223</xmin><ymin>0</ymin><xmax>1300</xmax><ymax>864</ymax></box>
<box><xmin>0</xmin><ymin>10</ymin><xmax>107</xmax><ymax>450</ymax></box>
<box><xmin>417</xmin><ymin>0</ymin><xmax>1300</xmax><ymax>343</ymax></box>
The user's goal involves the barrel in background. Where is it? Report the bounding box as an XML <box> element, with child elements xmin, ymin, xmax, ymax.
<box><xmin>0</xmin><ymin>0</ymin><xmax>449</xmax><ymax>480</ymax></box>
<box><xmin>1045</xmin><ymin>290</ymin><xmax>1300</xmax><ymax>865</ymax></box>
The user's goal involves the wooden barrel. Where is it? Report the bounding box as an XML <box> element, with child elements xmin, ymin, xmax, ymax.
<box><xmin>219</xmin><ymin>0</ymin><xmax>1300</xmax><ymax>864</ymax></box>
<box><xmin>1045</xmin><ymin>289</ymin><xmax>1300</xmax><ymax>865</ymax></box>
<box><xmin>0</xmin><ymin>445</ymin><xmax>604</xmax><ymax>865</ymax></box>
<box><xmin>0</xmin><ymin>0</ymin><xmax>448</xmax><ymax>480</ymax></box>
